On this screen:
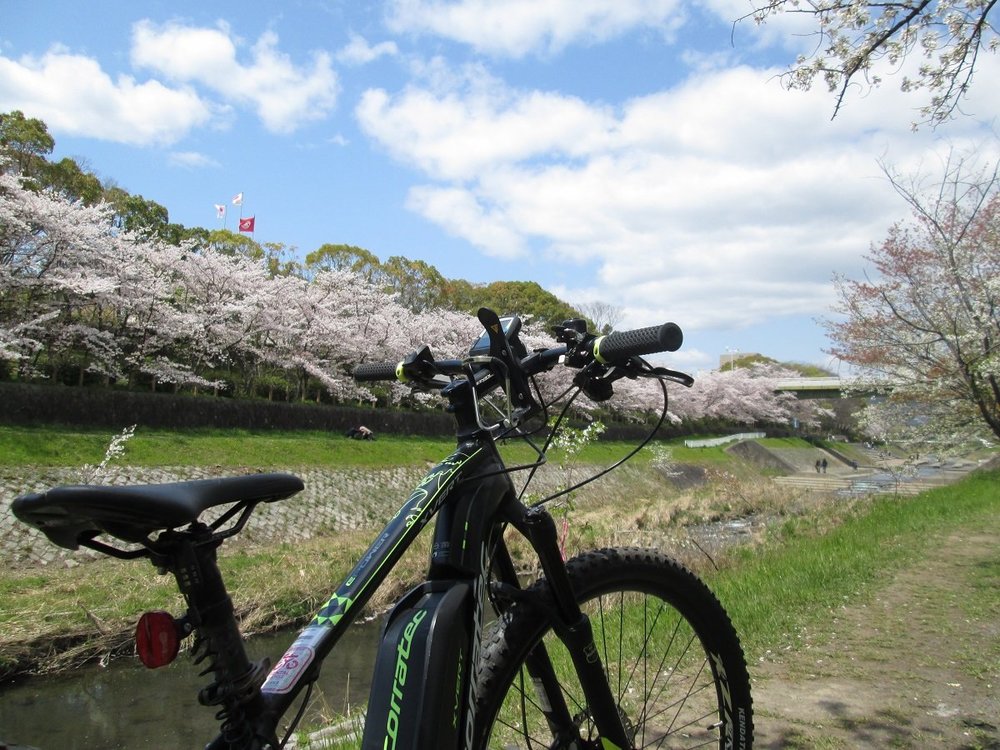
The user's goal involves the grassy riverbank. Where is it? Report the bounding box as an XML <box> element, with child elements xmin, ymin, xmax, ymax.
<box><xmin>712</xmin><ymin>467</ymin><xmax>1000</xmax><ymax>659</ymax></box>
<box><xmin>2</xmin><ymin>424</ymin><xmax>996</xmax><ymax>684</ymax></box>
<box><xmin>0</xmin><ymin>424</ymin><xmax>734</xmax><ymax>678</ymax></box>
<box><xmin>0</xmin><ymin>424</ymin><xmax>739</xmax><ymax>469</ymax></box>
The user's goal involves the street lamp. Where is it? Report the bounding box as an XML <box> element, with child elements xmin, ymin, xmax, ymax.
<box><xmin>724</xmin><ymin>347</ymin><xmax>740</xmax><ymax>371</ymax></box>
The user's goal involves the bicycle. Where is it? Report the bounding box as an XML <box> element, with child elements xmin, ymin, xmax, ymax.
<box><xmin>13</xmin><ymin>308</ymin><xmax>754</xmax><ymax>750</ymax></box>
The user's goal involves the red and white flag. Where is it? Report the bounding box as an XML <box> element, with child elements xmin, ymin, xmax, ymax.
<box><xmin>214</xmin><ymin>204</ymin><xmax>226</xmax><ymax>219</ymax></box>
<box><xmin>232</xmin><ymin>192</ymin><xmax>244</xmax><ymax>206</ymax></box>
<box><xmin>238</xmin><ymin>216</ymin><xmax>256</xmax><ymax>233</ymax></box>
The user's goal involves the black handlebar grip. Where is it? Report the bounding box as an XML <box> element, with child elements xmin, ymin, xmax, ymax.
<box><xmin>593</xmin><ymin>322</ymin><xmax>683</xmax><ymax>363</ymax></box>
<box><xmin>353</xmin><ymin>361</ymin><xmax>400</xmax><ymax>382</ymax></box>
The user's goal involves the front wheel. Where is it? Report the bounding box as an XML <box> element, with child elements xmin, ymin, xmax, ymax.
<box><xmin>474</xmin><ymin>547</ymin><xmax>753</xmax><ymax>749</ymax></box>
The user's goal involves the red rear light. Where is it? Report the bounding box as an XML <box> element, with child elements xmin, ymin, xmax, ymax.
<box><xmin>135</xmin><ymin>610</ymin><xmax>180</xmax><ymax>669</ymax></box>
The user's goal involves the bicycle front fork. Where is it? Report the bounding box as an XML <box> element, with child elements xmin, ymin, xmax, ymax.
<box><xmin>506</xmin><ymin>505</ymin><xmax>634</xmax><ymax>750</ymax></box>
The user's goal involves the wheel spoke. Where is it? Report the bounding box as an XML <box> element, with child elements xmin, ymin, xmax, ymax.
<box><xmin>475</xmin><ymin>549</ymin><xmax>752</xmax><ymax>750</ymax></box>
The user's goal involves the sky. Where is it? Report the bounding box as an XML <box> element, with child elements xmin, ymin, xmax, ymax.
<box><xmin>2</xmin><ymin>0</ymin><xmax>999</xmax><ymax>374</ymax></box>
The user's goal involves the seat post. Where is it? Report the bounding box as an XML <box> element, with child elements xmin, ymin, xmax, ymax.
<box><xmin>157</xmin><ymin>524</ymin><xmax>278</xmax><ymax>748</ymax></box>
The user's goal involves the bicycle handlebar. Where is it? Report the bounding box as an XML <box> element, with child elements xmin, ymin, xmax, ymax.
<box><xmin>350</xmin><ymin>315</ymin><xmax>685</xmax><ymax>399</ymax></box>
<box><xmin>354</xmin><ymin>361</ymin><xmax>401</xmax><ymax>382</ymax></box>
<box><xmin>592</xmin><ymin>322</ymin><xmax>682</xmax><ymax>363</ymax></box>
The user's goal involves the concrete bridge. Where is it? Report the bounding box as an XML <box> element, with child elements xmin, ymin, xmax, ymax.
<box><xmin>773</xmin><ymin>377</ymin><xmax>879</xmax><ymax>399</ymax></box>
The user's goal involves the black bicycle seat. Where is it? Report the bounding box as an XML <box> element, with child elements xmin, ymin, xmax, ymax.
<box><xmin>12</xmin><ymin>473</ymin><xmax>304</xmax><ymax>550</ymax></box>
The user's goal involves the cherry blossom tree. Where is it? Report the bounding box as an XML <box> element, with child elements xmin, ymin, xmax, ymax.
<box><xmin>0</xmin><ymin>163</ymin><xmax>836</xmax><ymax>431</ymax></box>
<box><xmin>263</xmin><ymin>269</ymin><xmax>408</xmax><ymax>401</ymax></box>
<box><xmin>1</xmin><ymin>168</ymin><xmax>124</xmax><ymax>378</ymax></box>
<box><xmin>745</xmin><ymin>0</ymin><xmax>999</xmax><ymax>124</ymax></box>
<box><xmin>826</xmin><ymin>151</ymin><xmax>1000</xmax><ymax>448</ymax></box>
<box><xmin>668</xmin><ymin>364</ymin><xmax>827</xmax><ymax>428</ymax></box>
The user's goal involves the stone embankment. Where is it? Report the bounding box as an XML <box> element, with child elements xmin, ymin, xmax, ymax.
<box><xmin>3</xmin><ymin>441</ymin><xmax>988</xmax><ymax>569</ymax></box>
<box><xmin>0</xmin><ymin>465</ymin><xmax>430</xmax><ymax>568</ymax></box>
<box><xmin>765</xmin><ymin>441</ymin><xmax>985</xmax><ymax>496</ymax></box>
<box><xmin>1</xmin><ymin>463</ymin><xmax>571</xmax><ymax>569</ymax></box>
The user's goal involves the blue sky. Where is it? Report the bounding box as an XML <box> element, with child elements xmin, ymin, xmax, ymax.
<box><xmin>3</xmin><ymin>0</ymin><xmax>998</xmax><ymax>373</ymax></box>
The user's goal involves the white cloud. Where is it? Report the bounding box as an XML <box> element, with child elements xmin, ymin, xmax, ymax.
<box><xmin>131</xmin><ymin>20</ymin><xmax>340</xmax><ymax>133</ymax></box>
<box><xmin>406</xmin><ymin>186</ymin><xmax>527</xmax><ymax>258</ymax></box>
<box><xmin>0</xmin><ymin>47</ymin><xmax>212</xmax><ymax>146</ymax></box>
<box><xmin>354</xmin><ymin>58</ymin><xmax>1000</xmax><ymax>335</ymax></box>
<box><xmin>0</xmin><ymin>20</ymin><xmax>342</xmax><ymax>145</ymax></box>
<box><xmin>357</xmin><ymin>76</ymin><xmax>614</xmax><ymax>180</ymax></box>
<box><xmin>336</xmin><ymin>33</ymin><xmax>399</xmax><ymax>65</ymax></box>
<box><xmin>168</xmin><ymin>151</ymin><xmax>220</xmax><ymax>169</ymax></box>
<box><xmin>386</xmin><ymin>0</ymin><xmax>685</xmax><ymax>57</ymax></box>
<box><xmin>696</xmin><ymin>0</ymin><xmax>823</xmax><ymax>56</ymax></box>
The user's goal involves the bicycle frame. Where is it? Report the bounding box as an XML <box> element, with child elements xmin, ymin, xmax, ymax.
<box><xmin>257</xmin><ymin>437</ymin><xmax>511</xmax><ymax>748</ymax></box>
<box><xmin>246</xmin><ymin>378</ymin><xmax>633</xmax><ymax>749</ymax></box>
<box><xmin>11</xmin><ymin>310</ymin><xmax>690</xmax><ymax>750</ymax></box>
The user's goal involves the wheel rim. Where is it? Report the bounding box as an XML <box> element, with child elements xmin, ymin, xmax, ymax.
<box><xmin>485</xmin><ymin>587</ymin><xmax>728</xmax><ymax>750</ymax></box>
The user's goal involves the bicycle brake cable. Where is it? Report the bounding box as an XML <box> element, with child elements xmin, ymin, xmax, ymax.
<box><xmin>528</xmin><ymin>358</ymin><xmax>676</xmax><ymax>507</ymax></box>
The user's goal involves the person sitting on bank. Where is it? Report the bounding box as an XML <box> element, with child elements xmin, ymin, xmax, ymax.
<box><xmin>345</xmin><ymin>425</ymin><xmax>375</xmax><ymax>440</ymax></box>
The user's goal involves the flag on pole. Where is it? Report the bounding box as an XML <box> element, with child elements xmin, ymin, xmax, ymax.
<box><xmin>232</xmin><ymin>192</ymin><xmax>244</xmax><ymax>206</ymax></box>
<box><xmin>238</xmin><ymin>216</ymin><xmax>256</xmax><ymax>233</ymax></box>
<box><xmin>214</xmin><ymin>204</ymin><xmax>226</xmax><ymax>219</ymax></box>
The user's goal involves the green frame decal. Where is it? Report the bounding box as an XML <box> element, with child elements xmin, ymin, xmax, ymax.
<box><xmin>262</xmin><ymin>445</ymin><xmax>483</xmax><ymax>700</ymax></box>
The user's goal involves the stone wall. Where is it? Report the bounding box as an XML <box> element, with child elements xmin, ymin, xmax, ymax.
<box><xmin>0</xmin><ymin>465</ymin><xmax>428</xmax><ymax>568</ymax></box>
<box><xmin>1</xmin><ymin>462</ymin><xmax>574</xmax><ymax>568</ymax></box>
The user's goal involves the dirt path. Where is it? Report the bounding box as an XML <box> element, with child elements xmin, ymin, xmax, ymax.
<box><xmin>751</xmin><ymin>516</ymin><xmax>1000</xmax><ymax>749</ymax></box>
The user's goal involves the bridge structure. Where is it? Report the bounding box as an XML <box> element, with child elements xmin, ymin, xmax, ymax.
<box><xmin>773</xmin><ymin>377</ymin><xmax>882</xmax><ymax>399</ymax></box>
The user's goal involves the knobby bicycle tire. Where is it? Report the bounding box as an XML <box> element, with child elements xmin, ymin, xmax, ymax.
<box><xmin>473</xmin><ymin>547</ymin><xmax>753</xmax><ymax>749</ymax></box>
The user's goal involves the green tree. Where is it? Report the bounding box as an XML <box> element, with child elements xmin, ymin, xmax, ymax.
<box><xmin>381</xmin><ymin>255</ymin><xmax>447</xmax><ymax>312</ymax></box>
<box><xmin>0</xmin><ymin>110</ymin><xmax>54</xmax><ymax>175</ymax></box>
<box><xmin>463</xmin><ymin>280</ymin><xmax>582</xmax><ymax>330</ymax></box>
<box><xmin>304</xmin><ymin>243</ymin><xmax>381</xmax><ymax>281</ymax></box>
<box><xmin>105</xmin><ymin>187</ymin><xmax>171</xmax><ymax>239</ymax></box>
<box><xmin>439</xmin><ymin>277</ymin><xmax>478</xmax><ymax>312</ymax></box>
<box><xmin>196</xmin><ymin>228</ymin><xmax>264</xmax><ymax>260</ymax></box>
<box><xmin>262</xmin><ymin>241</ymin><xmax>301</xmax><ymax>277</ymax></box>
<box><xmin>45</xmin><ymin>157</ymin><xmax>104</xmax><ymax>205</ymax></box>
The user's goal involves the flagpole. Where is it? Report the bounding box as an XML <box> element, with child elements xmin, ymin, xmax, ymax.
<box><xmin>214</xmin><ymin>204</ymin><xmax>227</xmax><ymax>230</ymax></box>
<box><xmin>232</xmin><ymin>191</ymin><xmax>245</xmax><ymax>233</ymax></box>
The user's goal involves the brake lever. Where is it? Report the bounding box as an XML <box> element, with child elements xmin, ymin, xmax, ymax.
<box><xmin>644</xmin><ymin>365</ymin><xmax>695</xmax><ymax>388</ymax></box>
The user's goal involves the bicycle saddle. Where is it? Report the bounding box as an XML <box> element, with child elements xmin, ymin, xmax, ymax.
<box><xmin>12</xmin><ymin>473</ymin><xmax>304</xmax><ymax>550</ymax></box>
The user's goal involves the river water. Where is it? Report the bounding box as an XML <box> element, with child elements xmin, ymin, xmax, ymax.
<box><xmin>0</xmin><ymin>623</ymin><xmax>380</xmax><ymax>749</ymax></box>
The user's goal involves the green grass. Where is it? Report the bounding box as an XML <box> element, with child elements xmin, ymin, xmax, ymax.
<box><xmin>0</xmin><ymin>425</ymin><xmax>740</xmax><ymax>470</ymax></box>
<box><xmin>660</xmin><ymin>442</ymin><xmax>737</xmax><ymax>465</ymax></box>
<box><xmin>8</xmin><ymin>422</ymin><xmax>993</xmax><ymax>678</ymax></box>
<box><xmin>757</xmin><ymin>437</ymin><xmax>813</xmax><ymax>449</ymax></box>
<box><xmin>710</xmin><ymin>468</ymin><xmax>1000</xmax><ymax>658</ymax></box>
<box><xmin>0</xmin><ymin>425</ymin><xmax>454</xmax><ymax>468</ymax></box>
